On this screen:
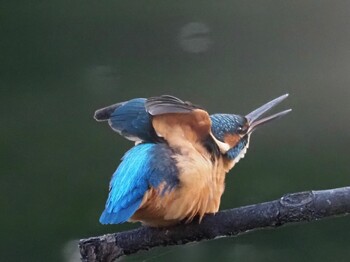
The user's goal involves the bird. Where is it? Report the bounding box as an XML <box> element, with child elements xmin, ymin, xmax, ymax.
<box><xmin>94</xmin><ymin>94</ymin><xmax>291</xmax><ymax>227</ymax></box>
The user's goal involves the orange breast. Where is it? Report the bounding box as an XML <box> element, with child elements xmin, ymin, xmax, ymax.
<box><xmin>130</xmin><ymin>143</ymin><xmax>235</xmax><ymax>227</ymax></box>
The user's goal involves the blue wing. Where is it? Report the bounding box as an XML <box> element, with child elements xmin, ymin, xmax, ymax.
<box><xmin>94</xmin><ymin>98</ymin><xmax>156</xmax><ymax>142</ymax></box>
<box><xmin>100</xmin><ymin>143</ymin><xmax>179</xmax><ymax>224</ymax></box>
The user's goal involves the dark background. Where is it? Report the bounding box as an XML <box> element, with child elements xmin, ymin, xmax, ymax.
<box><xmin>2</xmin><ymin>1</ymin><xmax>350</xmax><ymax>261</ymax></box>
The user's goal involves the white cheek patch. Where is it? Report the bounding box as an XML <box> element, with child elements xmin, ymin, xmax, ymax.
<box><xmin>210</xmin><ymin>133</ymin><xmax>230</xmax><ymax>154</ymax></box>
<box><xmin>233</xmin><ymin>135</ymin><xmax>251</xmax><ymax>164</ymax></box>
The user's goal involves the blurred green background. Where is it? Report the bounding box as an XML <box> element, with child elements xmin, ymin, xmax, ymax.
<box><xmin>2</xmin><ymin>1</ymin><xmax>350</xmax><ymax>261</ymax></box>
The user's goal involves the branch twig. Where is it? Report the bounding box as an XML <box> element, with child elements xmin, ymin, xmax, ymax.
<box><xmin>79</xmin><ymin>186</ymin><xmax>350</xmax><ymax>262</ymax></box>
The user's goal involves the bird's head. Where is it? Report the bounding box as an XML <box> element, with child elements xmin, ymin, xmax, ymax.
<box><xmin>210</xmin><ymin>94</ymin><xmax>291</xmax><ymax>163</ymax></box>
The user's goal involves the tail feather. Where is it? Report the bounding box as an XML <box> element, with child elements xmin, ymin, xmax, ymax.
<box><xmin>99</xmin><ymin>199</ymin><xmax>142</xmax><ymax>224</ymax></box>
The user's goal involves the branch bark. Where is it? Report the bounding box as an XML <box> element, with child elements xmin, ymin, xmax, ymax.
<box><xmin>79</xmin><ymin>186</ymin><xmax>350</xmax><ymax>262</ymax></box>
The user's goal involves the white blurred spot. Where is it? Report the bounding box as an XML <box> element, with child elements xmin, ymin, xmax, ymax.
<box><xmin>83</xmin><ymin>65</ymin><xmax>120</xmax><ymax>95</ymax></box>
<box><xmin>179</xmin><ymin>22</ymin><xmax>212</xmax><ymax>53</ymax></box>
<box><xmin>62</xmin><ymin>239</ymin><xmax>80</xmax><ymax>262</ymax></box>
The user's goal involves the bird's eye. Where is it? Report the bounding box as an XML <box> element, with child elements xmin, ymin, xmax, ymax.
<box><xmin>237</xmin><ymin>125</ymin><xmax>248</xmax><ymax>134</ymax></box>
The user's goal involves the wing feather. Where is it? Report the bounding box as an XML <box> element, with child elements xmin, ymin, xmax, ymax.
<box><xmin>94</xmin><ymin>98</ymin><xmax>155</xmax><ymax>142</ymax></box>
<box><xmin>146</xmin><ymin>95</ymin><xmax>200</xmax><ymax>115</ymax></box>
<box><xmin>145</xmin><ymin>95</ymin><xmax>212</xmax><ymax>144</ymax></box>
<box><xmin>94</xmin><ymin>101</ymin><xmax>127</xmax><ymax>121</ymax></box>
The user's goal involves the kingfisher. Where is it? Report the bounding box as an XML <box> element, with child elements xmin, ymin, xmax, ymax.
<box><xmin>94</xmin><ymin>94</ymin><xmax>291</xmax><ymax>227</ymax></box>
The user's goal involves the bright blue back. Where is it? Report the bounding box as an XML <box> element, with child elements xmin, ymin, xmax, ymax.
<box><xmin>100</xmin><ymin>143</ymin><xmax>179</xmax><ymax>224</ymax></box>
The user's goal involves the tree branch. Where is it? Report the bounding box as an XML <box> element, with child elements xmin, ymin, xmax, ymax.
<box><xmin>79</xmin><ymin>186</ymin><xmax>350</xmax><ymax>262</ymax></box>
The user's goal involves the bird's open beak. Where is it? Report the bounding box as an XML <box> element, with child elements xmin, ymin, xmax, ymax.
<box><xmin>245</xmin><ymin>94</ymin><xmax>291</xmax><ymax>133</ymax></box>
